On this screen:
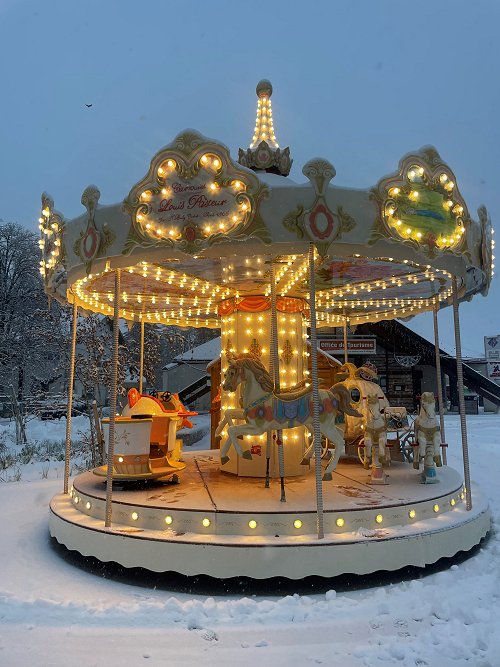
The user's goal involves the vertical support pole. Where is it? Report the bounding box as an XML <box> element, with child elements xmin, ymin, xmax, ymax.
<box><xmin>308</xmin><ymin>243</ymin><xmax>325</xmax><ymax>539</ymax></box>
<box><xmin>139</xmin><ymin>319</ymin><xmax>145</xmax><ymax>394</ymax></box>
<box><xmin>265</xmin><ymin>431</ymin><xmax>272</xmax><ymax>489</ymax></box>
<box><xmin>63</xmin><ymin>299</ymin><xmax>78</xmax><ymax>494</ymax></box>
<box><xmin>270</xmin><ymin>259</ymin><xmax>286</xmax><ymax>501</ymax></box>
<box><xmin>452</xmin><ymin>277</ymin><xmax>472</xmax><ymax>510</ymax></box>
<box><xmin>105</xmin><ymin>269</ymin><xmax>121</xmax><ymax>527</ymax></box>
<box><xmin>343</xmin><ymin>314</ymin><xmax>348</xmax><ymax>364</ymax></box>
<box><xmin>433</xmin><ymin>303</ymin><xmax>447</xmax><ymax>465</ymax></box>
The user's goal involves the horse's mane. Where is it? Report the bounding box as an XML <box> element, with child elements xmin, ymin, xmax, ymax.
<box><xmin>230</xmin><ymin>353</ymin><xmax>274</xmax><ymax>392</ymax></box>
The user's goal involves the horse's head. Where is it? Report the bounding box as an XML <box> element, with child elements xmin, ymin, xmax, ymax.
<box><xmin>367</xmin><ymin>395</ymin><xmax>380</xmax><ymax>408</ymax></box>
<box><xmin>420</xmin><ymin>392</ymin><xmax>436</xmax><ymax>417</ymax></box>
<box><xmin>222</xmin><ymin>357</ymin><xmax>244</xmax><ymax>393</ymax></box>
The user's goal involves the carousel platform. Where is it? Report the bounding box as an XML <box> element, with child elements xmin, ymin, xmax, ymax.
<box><xmin>50</xmin><ymin>451</ymin><xmax>490</xmax><ymax>579</ymax></box>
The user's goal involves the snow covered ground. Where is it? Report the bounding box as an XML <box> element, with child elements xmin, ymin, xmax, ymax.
<box><xmin>0</xmin><ymin>413</ymin><xmax>499</xmax><ymax>666</ymax></box>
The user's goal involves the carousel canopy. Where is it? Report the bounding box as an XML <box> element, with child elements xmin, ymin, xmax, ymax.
<box><xmin>39</xmin><ymin>81</ymin><xmax>494</xmax><ymax>328</ymax></box>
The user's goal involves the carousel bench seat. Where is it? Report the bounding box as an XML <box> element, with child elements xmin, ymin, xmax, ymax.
<box><xmin>102</xmin><ymin>417</ymin><xmax>153</xmax><ymax>475</ymax></box>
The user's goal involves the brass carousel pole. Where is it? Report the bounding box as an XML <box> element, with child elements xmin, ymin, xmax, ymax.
<box><xmin>308</xmin><ymin>243</ymin><xmax>325</xmax><ymax>539</ymax></box>
<box><xmin>432</xmin><ymin>302</ymin><xmax>447</xmax><ymax>465</ymax></box>
<box><xmin>270</xmin><ymin>258</ymin><xmax>286</xmax><ymax>502</ymax></box>
<box><xmin>343</xmin><ymin>312</ymin><xmax>348</xmax><ymax>364</ymax></box>
<box><xmin>452</xmin><ymin>277</ymin><xmax>472</xmax><ymax>510</ymax></box>
<box><xmin>63</xmin><ymin>299</ymin><xmax>78</xmax><ymax>495</ymax></box>
<box><xmin>139</xmin><ymin>319</ymin><xmax>145</xmax><ymax>394</ymax></box>
<box><xmin>105</xmin><ymin>269</ymin><xmax>121</xmax><ymax>527</ymax></box>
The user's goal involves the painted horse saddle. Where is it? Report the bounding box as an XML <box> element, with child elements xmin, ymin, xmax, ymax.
<box><xmin>273</xmin><ymin>380</ymin><xmax>310</xmax><ymax>402</ymax></box>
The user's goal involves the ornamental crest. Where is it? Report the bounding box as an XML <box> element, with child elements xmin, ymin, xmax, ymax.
<box><xmin>369</xmin><ymin>146</ymin><xmax>470</xmax><ymax>259</ymax></box>
<box><xmin>249</xmin><ymin>338</ymin><xmax>263</xmax><ymax>357</ymax></box>
<box><xmin>281</xmin><ymin>339</ymin><xmax>293</xmax><ymax>365</ymax></box>
<box><xmin>478</xmin><ymin>205</ymin><xmax>494</xmax><ymax>294</ymax></box>
<box><xmin>38</xmin><ymin>192</ymin><xmax>66</xmax><ymax>292</ymax></box>
<box><xmin>123</xmin><ymin>130</ymin><xmax>271</xmax><ymax>255</ymax></box>
<box><xmin>73</xmin><ymin>185</ymin><xmax>115</xmax><ymax>273</ymax></box>
<box><xmin>283</xmin><ymin>158</ymin><xmax>355</xmax><ymax>255</ymax></box>
<box><xmin>238</xmin><ymin>141</ymin><xmax>293</xmax><ymax>176</ymax></box>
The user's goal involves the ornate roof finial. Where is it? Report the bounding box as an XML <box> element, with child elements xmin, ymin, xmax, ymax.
<box><xmin>238</xmin><ymin>80</ymin><xmax>292</xmax><ymax>177</ymax></box>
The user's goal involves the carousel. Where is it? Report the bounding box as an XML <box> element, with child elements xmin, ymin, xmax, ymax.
<box><xmin>44</xmin><ymin>80</ymin><xmax>492</xmax><ymax>579</ymax></box>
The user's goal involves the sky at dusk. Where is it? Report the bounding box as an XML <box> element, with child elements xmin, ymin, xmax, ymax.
<box><xmin>0</xmin><ymin>0</ymin><xmax>498</xmax><ymax>356</ymax></box>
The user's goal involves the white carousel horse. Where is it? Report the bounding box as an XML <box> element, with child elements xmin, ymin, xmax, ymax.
<box><xmin>414</xmin><ymin>391</ymin><xmax>442</xmax><ymax>483</ymax></box>
<box><xmin>221</xmin><ymin>353</ymin><xmax>361</xmax><ymax>481</ymax></box>
<box><xmin>362</xmin><ymin>394</ymin><xmax>388</xmax><ymax>470</ymax></box>
<box><xmin>337</xmin><ymin>362</ymin><xmax>390</xmax><ymax>446</ymax></box>
<box><xmin>215</xmin><ymin>408</ymin><xmax>249</xmax><ymax>462</ymax></box>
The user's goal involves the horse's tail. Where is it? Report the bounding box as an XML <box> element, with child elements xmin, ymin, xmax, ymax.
<box><xmin>330</xmin><ymin>383</ymin><xmax>362</xmax><ymax>417</ymax></box>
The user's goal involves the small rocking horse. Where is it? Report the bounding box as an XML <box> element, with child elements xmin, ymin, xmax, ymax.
<box><xmin>414</xmin><ymin>391</ymin><xmax>442</xmax><ymax>484</ymax></box>
<box><xmin>219</xmin><ymin>353</ymin><xmax>361</xmax><ymax>481</ymax></box>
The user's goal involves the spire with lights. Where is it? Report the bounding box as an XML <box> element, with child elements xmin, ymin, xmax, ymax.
<box><xmin>238</xmin><ymin>79</ymin><xmax>292</xmax><ymax>177</ymax></box>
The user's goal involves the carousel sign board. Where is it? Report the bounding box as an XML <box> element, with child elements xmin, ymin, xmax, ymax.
<box><xmin>123</xmin><ymin>130</ymin><xmax>271</xmax><ymax>255</ymax></box>
<box><xmin>319</xmin><ymin>338</ymin><xmax>376</xmax><ymax>355</ymax></box>
<box><xmin>147</xmin><ymin>174</ymin><xmax>243</xmax><ymax>229</ymax></box>
<box><xmin>371</xmin><ymin>148</ymin><xmax>469</xmax><ymax>258</ymax></box>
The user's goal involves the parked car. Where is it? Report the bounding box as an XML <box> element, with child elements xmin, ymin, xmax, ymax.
<box><xmin>34</xmin><ymin>397</ymin><xmax>87</xmax><ymax>420</ymax></box>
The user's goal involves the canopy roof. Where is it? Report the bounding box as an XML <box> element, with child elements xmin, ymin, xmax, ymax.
<box><xmin>39</xmin><ymin>82</ymin><xmax>494</xmax><ymax>328</ymax></box>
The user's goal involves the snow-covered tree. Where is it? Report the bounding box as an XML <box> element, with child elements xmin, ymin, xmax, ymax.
<box><xmin>0</xmin><ymin>223</ymin><xmax>69</xmax><ymax>415</ymax></box>
<box><xmin>126</xmin><ymin>323</ymin><xmax>162</xmax><ymax>389</ymax></box>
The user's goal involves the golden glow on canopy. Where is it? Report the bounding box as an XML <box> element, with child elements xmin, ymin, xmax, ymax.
<box><xmin>71</xmin><ymin>253</ymin><xmax>456</xmax><ymax>328</ymax></box>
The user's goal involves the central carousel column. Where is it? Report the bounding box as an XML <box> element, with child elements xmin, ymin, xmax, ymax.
<box><xmin>270</xmin><ymin>258</ymin><xmax>286</xmax><ymax>500</ymax></box>
<box><xmin>219</xmin><ymin>293</ymin><xmax>309</xmax><ymax>477</ymax></box>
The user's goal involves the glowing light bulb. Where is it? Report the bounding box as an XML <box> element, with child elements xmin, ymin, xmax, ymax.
<box><xmin>202</xmin><ymin>518</ymin><xmax>211</xmax><ymax>527</ymax></box>
<box><xmin>294</xmin><ymin>519</ymin><xmax>302</xmax><ymax>529</ymax></box>
<box><xmin>375</xmin><ymin>514</ymin><xmax>383</xmax><ymax>524</ymax></box>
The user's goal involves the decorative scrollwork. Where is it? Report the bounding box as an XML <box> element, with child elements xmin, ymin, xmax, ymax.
<box><xmin>73</xmin><ymin>184</ymin><xmax>115</xmax><ymax>273</ymax></box>
<box><xmin>370</xmin><ymin>146</ymin><xmax>470</xmax><ymax>259</ymax></box>
<box><xmin>38</xmin><ymin>192</ymin><xmax>66</xmax><ymax>292</ymax></box>
<box><xmin>123</xmin><ymin>130</ymin><xmax>271</xmax><ymax>256</ymax></box>
<box><xmin>282</xmin><ymin>159</ymin><xmax>356</xmax><ymax>255</ymax></box>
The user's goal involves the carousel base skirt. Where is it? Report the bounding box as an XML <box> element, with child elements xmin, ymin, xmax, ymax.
<box><xmin>49</xmin><ymin>451</ymin><xmax>490</xmax><ymax>580</ymax></box>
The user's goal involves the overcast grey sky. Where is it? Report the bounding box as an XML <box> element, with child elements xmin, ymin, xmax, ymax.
<box><xmin>0</xmin><ymin>0</ymin><xmax>498</xmax><ymax>356</ymax></box>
